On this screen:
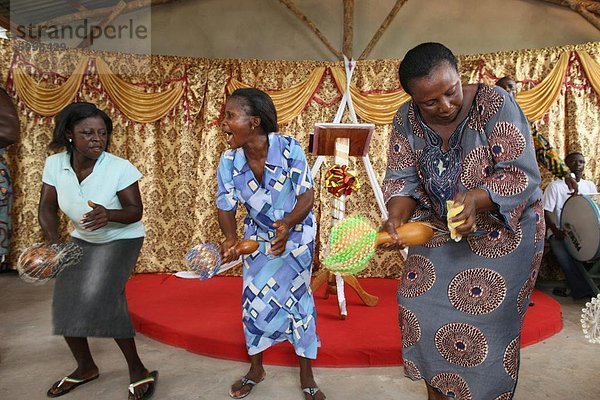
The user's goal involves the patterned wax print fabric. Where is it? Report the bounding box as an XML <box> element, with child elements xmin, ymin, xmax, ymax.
<box><xmin>0</xmin><ymin>149</ymin><xmax>12</xmax><ymax>260</ymax></box>
<box><xmin>530</xmin><ymin>123</ymin><xmax>570</xmax><ymax>179</ymax></box>
<box><xmin>216</xmin><ymin>133</ymin><xmax>319</xmax><ymax>358</ymax></box>
<box><xmin>382</xmin><ymin>84</ymin><xmax>545</xmax><ymax>400</ymax></box>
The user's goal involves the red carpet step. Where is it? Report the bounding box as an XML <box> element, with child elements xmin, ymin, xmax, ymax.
<box><xmin>126</xmin><ymin>274</ymin><xmax>563</xmax><ymax>367</ymax></box>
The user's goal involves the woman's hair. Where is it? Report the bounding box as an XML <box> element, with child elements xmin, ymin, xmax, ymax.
<box><xmin>50</xmin><ymin>102</ymin><xmax>113</xmax><ymax>151</ymax></box>
<box><xmin>565</xmin><ymin>151</ymin><xmax>584</xmax><ymax>163</ymax></box>
<box><xmin>495</xmin><ymin>76</ymin><xmax>515</xmax><ymax>90</ymax></box>
<box><xmin>398</xmin><ymin>42</ymin><xmax>458</xmax><ymax>95</ymax></box>
<box><xmin>230</xmin><ymin>88</ymin><xmax>278</xmax><ymax>134</ymax></box>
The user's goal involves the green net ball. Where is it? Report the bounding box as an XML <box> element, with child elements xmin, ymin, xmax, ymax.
<box><xmin>323</xmin><ymin>215</ymin><xmax>378</xmax><ymax>275</ymax></box>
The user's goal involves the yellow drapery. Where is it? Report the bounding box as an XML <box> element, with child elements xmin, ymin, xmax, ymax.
<box><xmin>578</xmin><ymin>50</ymin><xmax>600</xmax><ymax>96</ymax></box>
<box><xmin>225</xmin><ymin>67</ymin><xmax>326</xmax><ymax>125</ymax></box>
<box><xmin>11</xmin><ymin>56</ymin><xmax>185</xmax><ymax>123</ymax></box>
<box><xmin>12</xmin><ymin>57</ymin><xmax>88</xmax><ymax>116</ymax></box>
<box><xmin>96</xmin><ymin>58</ymin><xmax>185</xmax><ymax>123</ymax></box>
<box><xmin>13</xmin><ymin>51</ymin><xmax>599</xmax><ymax>127</ymax></box>
<box><xmin>3</xmin><ymin>41</ymin><xmax>599</xmax><ymax>279</ymax></box>
<box><xmin>330</xmin><ymin>66</ymin><xmax>411</xmax><ymax>124</ymax></box>
<box><xmin>515</xmin><ymin>52</ymin><xmax>569</xmax><ymax>121</ymax></box>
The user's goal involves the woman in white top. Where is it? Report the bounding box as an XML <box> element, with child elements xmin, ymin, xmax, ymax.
<box><xmin>39</xmin><ymin>102</ymin><xmax>157</xmax><ymax>400</ymax></box>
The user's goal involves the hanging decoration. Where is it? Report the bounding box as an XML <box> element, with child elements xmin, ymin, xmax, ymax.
<box><xmin>325</xmin><ymin>164</ymin><xmax>360</xmax><ymax>197</ymax></box>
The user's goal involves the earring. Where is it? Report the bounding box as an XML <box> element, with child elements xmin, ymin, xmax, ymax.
<box><xmin>251</xmin><ymin>126</ymin><xmax>255</xmax><ymax>131</ymax></box>
<box><xmin>68</xmin><ymin>138</ymin><xmax>72</xmax><ymax>143</ymax></box>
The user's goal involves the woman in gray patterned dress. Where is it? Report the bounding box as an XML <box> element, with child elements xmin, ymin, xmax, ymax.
<box><xmin>0</xmin><ymin>88</ymin><xmax>19</xmax><ymax>270</ymax></box>
<box><xmin>382</xmin><ymin>43</ymin><xmax>544</xmax><ymax>400</ymax></box>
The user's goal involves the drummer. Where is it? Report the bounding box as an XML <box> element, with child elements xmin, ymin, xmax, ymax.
<box><xmin>543</xmin><ymin>152</ymin><xmax>597</xmax><ymax>299</ymax></box>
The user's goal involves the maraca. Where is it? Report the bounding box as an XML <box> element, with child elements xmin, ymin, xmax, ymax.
<box><xmin>17</xmin><ymin>242</ymin><xmax>84</xmax><ymax>284</ymax></box>
<box><xmin>185</xmin><ymin>240</ymin><xmax>259</xmax><ymax>280</ymax></box>
<box><xmin>323</xmin><ymin>215</ymin><xmax>434</xmax><ymax>275</ymax></box>
<box><xmin>376</xmin><ymin>221</ymin><xmax>437</xmax><ymax>247</ymax></box>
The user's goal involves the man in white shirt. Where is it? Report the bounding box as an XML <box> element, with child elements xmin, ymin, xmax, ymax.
<box><xmin>543</xmin><ymin>152</ymin><xmax>597</xmax><ymax>299</ymax></box>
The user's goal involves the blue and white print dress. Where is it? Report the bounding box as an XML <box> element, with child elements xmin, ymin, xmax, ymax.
<box><xmin>217</xmin><ymin>133</ymin><xmax>319</xmax><ymax>358</ymax></box>
<box><xmin>383</xmin><ymin>85</ymin><xmax>545</xmax><ymax>400</ymax></box>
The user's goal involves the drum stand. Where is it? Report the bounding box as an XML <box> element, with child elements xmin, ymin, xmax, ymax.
<box><xmin>561</xmin><ymin>194</ymin><xmax>600</xmax><ymax>296</ymax></box>
<box><xmin>577</xmin><ymin>260</ymin><xmax>600</xmax><ymax>295</ymax></box>
<box><xmin>310</xmin><ymin>134</ymin><xmax>381</xmax><ymax>319</ymax></box>
<box><xmin>308</xmin><ymin>57</ymin><xmax>399</xmax><ymax>319</ymax></box>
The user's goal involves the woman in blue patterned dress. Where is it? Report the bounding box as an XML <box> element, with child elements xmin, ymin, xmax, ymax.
<box><xmin>382</xmin><ymin>43</ymin><xmax>544</xmax><ymax>399</ymax></box>
<box><xmin>217</xmin><ymin>88</ymin><xmax>325</xmax><ymax>400</ymax></box>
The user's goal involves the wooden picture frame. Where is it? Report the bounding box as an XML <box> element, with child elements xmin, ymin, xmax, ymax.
<box><xmin>310</xmin><ymin>123</ymin><xmax>375</xmax><ymax>157</ymax></box>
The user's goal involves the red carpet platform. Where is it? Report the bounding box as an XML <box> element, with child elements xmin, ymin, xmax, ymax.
<box><xmin>126</xmin><ymin>274</ymin><xmax>563</xmax><ymax>367</ymax></box>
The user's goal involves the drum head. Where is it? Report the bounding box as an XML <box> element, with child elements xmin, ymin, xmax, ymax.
<box><xmin>560</xmin><ymin>194</ymin><xmax>600</xmax><ymax>262</ymax></box>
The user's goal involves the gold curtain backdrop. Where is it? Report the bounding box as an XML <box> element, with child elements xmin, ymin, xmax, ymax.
<box><xmin>330</xmin><ymin>66</ymin><xmax>411</xmax><ymax>125</ymax></box>
<box><xmin>2</xmin><ymin>40</ymin><xmax>599</xmax><ymax>278</ymax></box>
<box><xmin>95</xmin><ymin>58</ymin><xmax>185</xmax><ymax>124</ymax></box>
<box><xmin>226</xmin><ymin>66</ymin><xmax>327</xmax><ymax>125</ymax></box>
<box><xmin>12</xmin><ymin>57</ymin><xmax>89</xmax><ymax>116</ymax></box>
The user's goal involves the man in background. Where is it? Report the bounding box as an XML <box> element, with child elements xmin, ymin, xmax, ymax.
<box><xmin>543</xmin><ymin>152</ymin><xmax>597</xmax><ymax>299</ymax></box>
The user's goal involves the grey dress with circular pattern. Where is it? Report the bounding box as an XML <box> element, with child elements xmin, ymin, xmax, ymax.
<box><xmin>383</xmin><ymin>85</ymin><xmax>545</xmax><ymax>400</ymax></box>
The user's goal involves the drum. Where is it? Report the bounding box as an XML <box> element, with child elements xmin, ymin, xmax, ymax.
<box><xmin>561</xmin><ymin>194</ymin><xmax>600</xmax><ymax>262</ymax></box>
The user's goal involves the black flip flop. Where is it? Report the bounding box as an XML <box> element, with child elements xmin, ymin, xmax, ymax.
<box><xmin>47</xmin><ymin>375</ymin><xmax>99</xmax><ymax>398</ymax></box>
<box><xmin>128</xmin><ymin>370</ymin><xmax>158</xmax><ymax>400</ymax></box>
